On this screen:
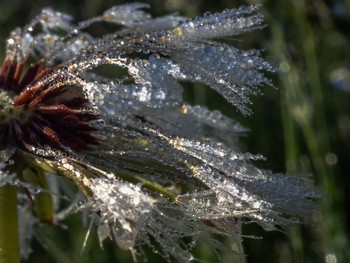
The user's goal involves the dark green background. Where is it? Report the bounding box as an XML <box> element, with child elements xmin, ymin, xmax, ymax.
<box><xmin>1</xmin><ymin>0</ymin><xmax>349</xmax><ymax>262</ymax></box>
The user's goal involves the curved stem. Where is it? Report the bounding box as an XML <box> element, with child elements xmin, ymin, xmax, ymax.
<box><xmin>0</xmin><ymin>185</ymin><xmax>20</xmax><ymax>263</ymax></box>
<box><xmin>21</xmin><ymin>151</ymin><xmax>178</xmax><ymax>202</ymax></box>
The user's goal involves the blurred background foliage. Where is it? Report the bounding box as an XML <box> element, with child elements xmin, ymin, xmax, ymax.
<box><xmin>0</xmin><ymin>0</ymin><xmax>349</xmax><ymax>262</ymax></box>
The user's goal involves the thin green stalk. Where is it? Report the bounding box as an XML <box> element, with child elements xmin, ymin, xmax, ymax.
<box><xmin>294</xmin><ymin>7</ymin><xmax>349</xmax><ymax>261</ymax></box>
<box><xmin>0</xmin><ymin>185</ymin><xmax>20</xmax><ymax>263</ymax></box>
<box><xmin>116</xmin><ymin>171</ymin><xmax>177</xmax><ymax>202</ymax></box>
<box><xmin>21</xmin><ymin>151</ymin><xmax>178</xmax><ymax>202</ymax></box>
<box><xmin>24</xmin><ymin>168</ymin><xmax>55</xmax><ymax>224</ymax></box>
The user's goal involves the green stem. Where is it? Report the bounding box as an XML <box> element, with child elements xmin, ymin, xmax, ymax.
<box><xmin>21</xmin><ymin>151</ymin><xmax>178</xmax><ymax>202</ymax></box>
<box><xmin>0</xmin><ymin>185</ymin><xmax>20</xmax><ymax>263</ymax></box>
<box><xmin>117</xmin><ymin>171</ymin><xmax>177</xmax><ymax>202</ymax></box>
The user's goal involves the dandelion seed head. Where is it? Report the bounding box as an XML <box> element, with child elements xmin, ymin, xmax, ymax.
<box><xmin>0</xmin><ymin>3</ymin><xmax>319</xmax><ymax>262</ymax></box>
